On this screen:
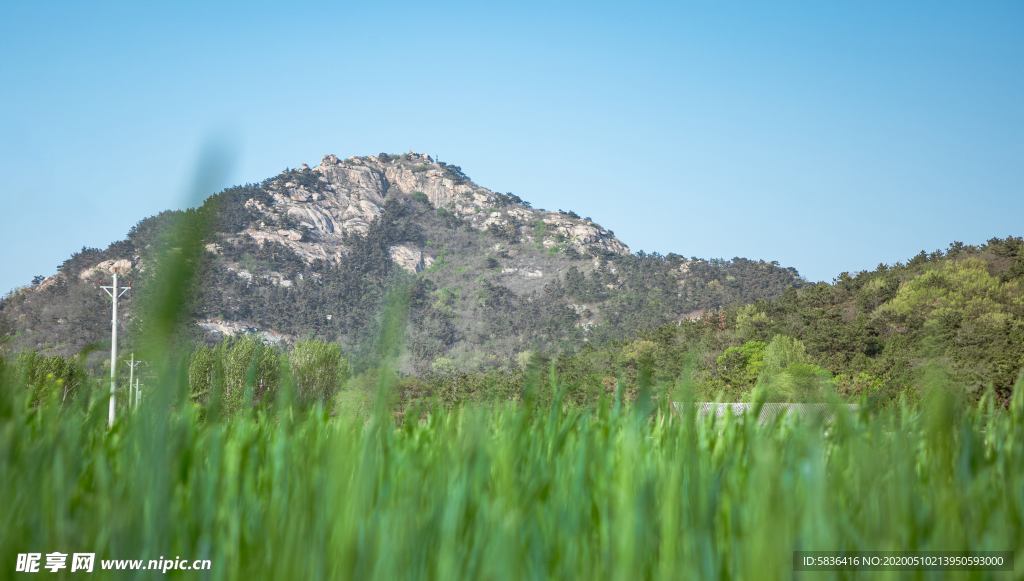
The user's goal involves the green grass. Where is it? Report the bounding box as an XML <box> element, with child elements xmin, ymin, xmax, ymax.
<box><xmin>2</xmin><ymin>367</ymin><xmax>1022</xmax><ymax>580</ymax></box>
<box><xmin>4</xmin><ymin>176</ymin><xmax>1020</xmax><ymax>580</ymax></box>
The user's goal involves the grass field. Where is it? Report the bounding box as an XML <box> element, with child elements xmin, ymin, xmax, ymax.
<box><xmin>2</xmin><ymin>364</ymin><xmax>1022</xmax><ymax>580</ymax></box>
<box><xmin>4</xmin><ymin>212</ymin><xmax>1021</xmax><ymax>579</ymax></box>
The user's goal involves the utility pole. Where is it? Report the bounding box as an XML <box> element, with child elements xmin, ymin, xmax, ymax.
<box><xmin>100</xmin><ymin>271</ymin><xmax>130</xmax><ymax>428</ymax></box>
<box><xmin>127</xmin><ymin>353</ymin><xmax>142</xmax><ymax>409</ymax></box>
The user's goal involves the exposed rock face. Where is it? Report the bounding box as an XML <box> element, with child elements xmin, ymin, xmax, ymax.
<box><xmin>225</xmin><ymin>267</ymin><xmax>293</xmax><ymax>287</ymax></box>
<box><xmin>388</xmin><ymin>245</ymin><xmax>434</xmax><ymax>274</ymax></box>
<box><xmin>78</xmin><ymin>259</ymin><xmax>134</xmax><ymax>281</ymax></box>
<box><xmin>196</xmin><ymin>318</ymin><xmax>293</xmax><ymax>346</ymax></box>
<box><xmin>540</xmin><ymin>216</ymin><xmax>630</xmax><ymax>256</ymax></box>
<box><xmin>226</xmin><ymin>152</ymin><xmax>630</xmax><ymax>271</ymax></box>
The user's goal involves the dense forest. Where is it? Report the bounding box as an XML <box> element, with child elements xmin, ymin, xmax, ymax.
<box><xmin>408</xmin><ymin>236</ymin><xmax>1024</xmax><ymax>411</ymax></box>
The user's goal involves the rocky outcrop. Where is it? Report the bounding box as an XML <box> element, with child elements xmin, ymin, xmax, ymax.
<box><xmin>226</xmin><ymin>151</ymin><xmax>631</xmax><ymax>273</ymax></box>
<box><xmin>539</xmin><ymin>215</ymin><xmax>630</xmax><ymax>255</ymax></box>
<box><xmin>196</xmin><ymin>318</ymin><xmax>293</xmax><ymax>346</ymax></box>
<box><xmin>78</xmin><ymin>259</ymin><xmax>134</xmax><ymax>281</ymax></box>
<box><xmin>388</xmin><ymin>245</ymin><xmax>435</xmax><ymax>274</ymax></box>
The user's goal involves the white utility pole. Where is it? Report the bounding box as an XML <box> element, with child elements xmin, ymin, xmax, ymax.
<box><xmin>135</xmin><ymin>377</ymin><xmax>141</xmax><ymax>408</ymax></box>
<box><xmin>127</xmin><ymin>353</ymin><xmax>142</xmax><ymax>409</ymax></box>
<box><xmin>101</xmin><ymin>272</ymin><xmax>131</xmax><ymax>428</ymax></box>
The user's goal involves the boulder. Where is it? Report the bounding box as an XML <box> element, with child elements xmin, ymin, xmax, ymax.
<box><xmin>388</xmin><ymin>245</ymin><xmax>430</xmax><ymax>273</ymax></box>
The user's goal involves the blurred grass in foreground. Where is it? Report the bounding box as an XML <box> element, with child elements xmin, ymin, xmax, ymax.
<box><xmin>1</xmin><ymin>363</ymin><xmax>1022</xmax><ymax>580</ymax></box>
<box><xmin>2</xmin><ymin>155</ymin><xmax>1021</xmax><ymax>581</ymax></box>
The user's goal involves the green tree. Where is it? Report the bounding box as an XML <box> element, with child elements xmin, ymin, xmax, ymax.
<box><xmin>756</xmin><ymin>336</ymin><xmax>830</xmax><ymax>402</ymax></box>
<box><xmin>716</xmin><ymin>341</ymin><xmax>767</xmax><ymax>394</ymax></box>
<box><xmin>291</xmin><ymin>340</ymin><xmax>347</xmax><ymax>406</ymax></box>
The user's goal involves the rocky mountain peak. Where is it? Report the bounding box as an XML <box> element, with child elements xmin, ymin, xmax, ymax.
<box><xmin>227</xmin><ymin>152</ymin><xmax>630</xmax><ymax>272</ymax></box>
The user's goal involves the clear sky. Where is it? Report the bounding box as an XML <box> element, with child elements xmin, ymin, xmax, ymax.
<box><xmin>2</xmin><ymin>1</ymin><xmax>1022</xmax><ymax>294</ymax></box>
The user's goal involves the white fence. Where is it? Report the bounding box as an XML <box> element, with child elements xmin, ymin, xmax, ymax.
<box><xmin>672</xmin><ymin>403</ymin><xmax>859</xmax><ymax>426</ymax></box>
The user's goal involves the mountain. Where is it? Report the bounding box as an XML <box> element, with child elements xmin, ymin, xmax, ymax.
<box><xmin>0</xmin><ymin>152</ymin><xmax>803</xmax><ymax>373</ymax></box>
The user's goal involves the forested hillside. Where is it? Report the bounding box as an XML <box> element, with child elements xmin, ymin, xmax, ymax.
<box><xmin>426</xmin><ymin>237</ymin><xmax>1022</xmax><ymax>410</ymax></box>
<box><xmin>0</xmin><ymin>153</ymin><xmax>801</xmax><ymax>374</ymax></box>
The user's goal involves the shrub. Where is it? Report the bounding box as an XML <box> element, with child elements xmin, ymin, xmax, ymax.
<box><xmin>495</xmin><ymin>192</ymin><xmax>530</xmax><ymax>208</ymax></box>
<box><xmin>438</xmin><ymin>162</ymin><xmax>470</xmax><ymax>184</ymax></box>
<box><xmin>431</xmin><ymin>357</ymin><xmax>456</xmax><ymax>376</ymax></box>
<box><xmin>487</xmin><ymin>222</ymin><xmax>519</xmax><ymax>242</ymax></box>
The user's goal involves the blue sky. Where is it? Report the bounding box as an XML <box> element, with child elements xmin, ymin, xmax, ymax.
<box><xmin>2</xmin><ymin>1</ymin><xmax>1022</xmax><ymax>293</ymax></box>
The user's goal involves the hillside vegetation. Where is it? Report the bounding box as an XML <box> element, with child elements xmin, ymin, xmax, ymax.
<box><xmin>516</xmin><ymin>237</ymin><xmax>1024</xmax><ymax>409</ymax></box>
<box><xmin>0</xmin><ymin>153</ymin><xmax>801</xmax><ymax>374</ymax></box>
<box><xmin>3</xmin><ymin>153</ymin><xmax>1019</xmax><ymax>407</ymax></box>
<box><xmin>6</xmin><ymin>237</ymin><xmax>1022</xmax><ymax>421</ymax></box>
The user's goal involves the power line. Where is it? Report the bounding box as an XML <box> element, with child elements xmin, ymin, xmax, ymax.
<box><xmin>127</xmin><ymin>353</ymin><xmax>142</xmax><ymax>409</ymax></box>
<box><xmin>100</xmin><ymin>271</ymin><xmax>130</xmax><ymax>428</ymax></box>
